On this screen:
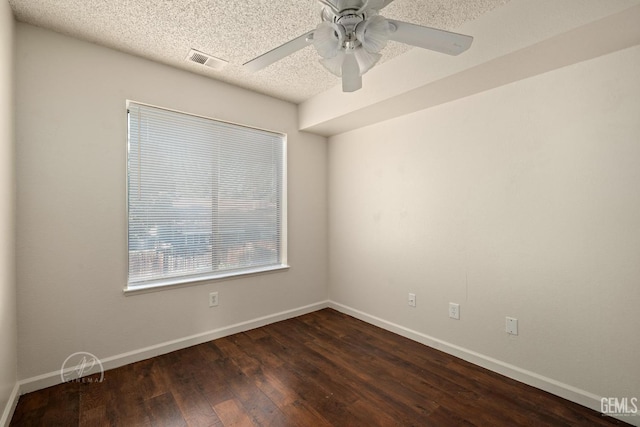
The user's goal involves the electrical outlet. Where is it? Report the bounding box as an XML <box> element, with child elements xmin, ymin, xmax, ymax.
<box><xmin>408</xmin><ymin>293</ymin><xmax>416</xmax><ymax>307</ymax></box>
<box><xmin>506</xmin><ymin>317</ymin><xmax>518</xmax><ymax>335</ymax></box>
<box><xmin>449</xmin><ymin>303</ymin><xmax>460</xmax><ymax>320</ymax></box>
<box><xmin>209</xmin><ymin>292</ymin><xmax>219</xmax><ymax>307</ymax></box>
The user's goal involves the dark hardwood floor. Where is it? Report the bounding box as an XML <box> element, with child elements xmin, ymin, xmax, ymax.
<box><xmin>10</xmin><ymin>308</ymin><xmax>629</xmax><ymax>426</ymax></box>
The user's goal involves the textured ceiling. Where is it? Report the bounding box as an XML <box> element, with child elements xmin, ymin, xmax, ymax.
<box><xmin>8</xmin><ymin>0</ymin><xmax>510</xmax><ymax>103</ymax></box>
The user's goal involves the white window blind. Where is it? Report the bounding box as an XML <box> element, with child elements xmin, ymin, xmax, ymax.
<box><xmin>127</xmin><ymin>102</ymin><xmax>286</xmax><ymax>289</ymax></box>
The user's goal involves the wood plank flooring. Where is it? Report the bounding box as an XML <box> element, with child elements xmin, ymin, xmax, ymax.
<box><xmin>10</xmin><ymin>308</ymin><xmax>629</xmax><ymax>426</ymax></box>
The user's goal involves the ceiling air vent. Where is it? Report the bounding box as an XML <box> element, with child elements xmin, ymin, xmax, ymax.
<box><xmin>186</xmin><ymin>49</ymin><xmax>228</xmax><ymax>70</ymax></box>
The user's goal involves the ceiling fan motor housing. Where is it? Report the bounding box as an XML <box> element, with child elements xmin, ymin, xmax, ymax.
<box><xmin>335</xmin><ymin>0</ymin><xmax>366</xmax><ymax>13</ymax></box>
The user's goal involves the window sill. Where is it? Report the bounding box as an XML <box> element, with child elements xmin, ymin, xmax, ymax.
<box><xmin>123</xmin><ymin>264</ymin><xmax>290</xmax><ymax>296</ymax></box>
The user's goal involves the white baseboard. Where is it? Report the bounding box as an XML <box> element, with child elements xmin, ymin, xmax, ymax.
<box><xmin>328</xmin><ymin>301</ymin><xmax>639</xmax><ymax>427</ymax></box>
<box><xmin>17</xmin><ymin>300</ymin><xmax>330</xmax><ymax>395</ymax></box>
<box><xmin>0</xmin><ymin>383</ymin><xmax>20</xmax><ymax>427</ymax></box>
<box><xmin>9</xmin><ymin>300</ymin><xmax>638</xmax><ymax>426</ymax></box>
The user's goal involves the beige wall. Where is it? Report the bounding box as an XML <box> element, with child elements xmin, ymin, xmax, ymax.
<box><xmin>0</xmin><ymin>0</ymin><xmax>17</xmax><ymax>421</ymax></box>
<box><xmin>15</xmin><ymin>24</ymin><xmax>327</xmax><ymax>380</ymax></box>
<box><xmin>328</xmin><ymin>45</ymin><xmax>640</xmax><ymax>401</ymax></box>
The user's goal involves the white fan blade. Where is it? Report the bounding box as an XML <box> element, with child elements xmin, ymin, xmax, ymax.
<box><xmin>342</xmin><ymin>53</ymin><xmax>362</xmax><ymax>92</ymax></box>
<box><xmin>387</xmin><ymin>19</ymin><xmax>473</xmax><ymax>56</ymax></box>
<box><xmin>243</xmin><ymin>30</ymin><xmax>315</xmax><ymax>72</ymax></box>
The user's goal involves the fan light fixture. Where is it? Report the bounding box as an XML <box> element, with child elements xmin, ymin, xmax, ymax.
<box><xmin>312</xmin><ymin>10</ymin><xmax>390</xmax><ymax>92</ymax></box>
<box><xmin>242</xmin><ymin>0</ymin><xmax>474</xmax><ymax>93</ymax></box>
<box><xmin>313</xmin><ymin>21</ymin><xmax>345</xmax><ymax>58</ymax></box>
<box><xmin>356</xmin><ymin>15</ymin><xmax>390</xmax><ymax>53</ymax></box>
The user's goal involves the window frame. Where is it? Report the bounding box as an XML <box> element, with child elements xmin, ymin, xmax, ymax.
<box><xmin>124</xmin><ymin>100</ymin><xmax>288</xmax><ymax>294</ymax></box>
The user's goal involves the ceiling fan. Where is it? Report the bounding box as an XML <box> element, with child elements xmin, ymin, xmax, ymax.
<box><xmin>243</xmin><ymin>0</ymin><xmax>474</xmax><ymax>93</ymax></box>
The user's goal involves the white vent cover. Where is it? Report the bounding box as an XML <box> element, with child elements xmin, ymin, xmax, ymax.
<box><xmin>185</xmin><ymin>49</ymin><xmax>228</xmax><ymax>70</ymax></box>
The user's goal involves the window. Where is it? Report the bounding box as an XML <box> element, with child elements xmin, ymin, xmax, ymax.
<box><xmin>126</xmin><ymin>102</ymin><xmax>287</xmax><ymax>291</ymax></box>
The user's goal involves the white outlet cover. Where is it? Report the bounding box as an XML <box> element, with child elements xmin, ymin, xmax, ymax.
<box><xmin>209</xmin><ymin>292</ymin><xmax>219</xmax><ymax>307</ymax></box>
<box><xmin>449</xmin><ymin>303</ymin><xmax>460</xmax><ymax>320</ymax></box>
<box><xmin>408</xmin><ymin>293</ymin><xmax>416</xmax><ymax>307</ymax></box>
<box><xmin>506</xmin><ymin>317</ymin><xmax>518</xmax><ymax>335</ymax></box>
